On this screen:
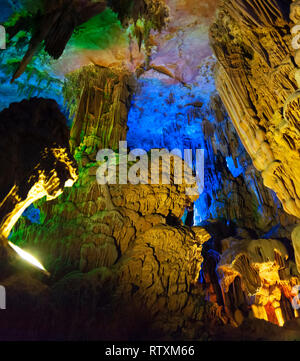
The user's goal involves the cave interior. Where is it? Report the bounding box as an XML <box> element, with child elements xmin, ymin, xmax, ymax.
<box><xmin>0</xmin><ymin>0</ymin><xmax>300</xmax><ymax>341</ymax></box>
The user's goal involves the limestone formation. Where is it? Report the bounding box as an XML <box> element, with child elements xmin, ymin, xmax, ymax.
<box><xmin>64</xmin><ymin>66</ymin><xmax>135</xmax><ymax>155</ymax></box>
<box><xmin>8</xmin><ymin>66</ymin><xmax>211</xmax><ymax>337</ymax></box>
<box><xmin>8</xmin><ymin>0</ymin><xmax>107</xmax><ymax>82</ymax></box>
<box><xmin>0</xmin><ymin>98</ymin><xmax>78</xmax><ymax>243</ymax></box>
<box><xmin>206</xmin><ymin>90</ymin><xmax>297</xmax><ymax>236</ymax></box>
<box><xmin>10</xmin><ymin>158</ymin><xmax>211</xmax><ymax>335</ymax></box>
<box><xmin>9</xmin><ymin>62</ymin><xmax>299</xmax><ymax>336</ymax></box>
<box><xmin>3</xmin><ymin>0</ymin><xmax>300</xmax><ymax>341</ymax></box>
<box><xmin>6</xmin><ymin>0</ymin><xmax>170</xmax><ymax>82</ymax></box>
<box><xmin>292</xmin><ymin>224</ymin><xmax>300</xmax><ymax>271</ymax></box>
<box><xmin>216</xmin><ymin>237</ymin><xmax>300</xmax><ymax>327</ymax></box>
<box><xmin>210</xmin><ymin>0</ymin><xmax>300</xmax><ymax>221</ymax></box>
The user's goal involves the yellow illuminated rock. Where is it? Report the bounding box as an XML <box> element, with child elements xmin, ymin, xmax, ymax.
<box><xmin>210</xmin><ymin>0</ymin><xmax>300</xmax><ymax>221</ymax></box>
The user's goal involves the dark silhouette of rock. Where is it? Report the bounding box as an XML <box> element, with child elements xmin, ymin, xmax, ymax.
<box><xmin>8</xmin><ymin>0</ymin><xmax>107</xmax><ymax>82</ymax></box>
<box><xmin>0</xmin><ymin>97</ymin><xmax>78</xmax><ymax>241</ymax></box>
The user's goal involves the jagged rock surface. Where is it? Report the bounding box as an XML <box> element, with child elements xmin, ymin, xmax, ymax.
<box><xmin>10</xmin><ymin>161</ymin><xmax>211</xmax><ymax>338</ymax></box>
<box><xmin>7</xmin><ymin>66</ymin><xmax>211</xmax><ymax>339</ymax></box>
<box><xmin>210</xmin><ymin>0</ymin><xmax>300</xmax><ymax>221</ymax></box>
<box><xmin>0</xmin><ymin>98</ymin><xmax>78</xmax><ymax>240</ymax></box>
<box><xmin>204</xmin><ymin>88</ymin><xmax>298</xmax><ymax>236</ymax></box>
<box><xmin>64</xmin><ymin>66</ymin><xmax>135</xmax><ymax>155</ymax></box>
<box><xmin>202</xmin><ymin>236</ymin><xmax>300</xmax><ymax>328</ymax></box>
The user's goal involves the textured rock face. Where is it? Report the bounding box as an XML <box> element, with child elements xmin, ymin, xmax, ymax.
<box><xmin>217</xmin><ymin>238</ymin><xmax>300</xmax><ymax>327</ymax></box>
<box><xmin>8</xmin><ymin>62</ymin><xmax>299</xmax><ymax>338</ymax></box>
<box><xmin>64</xmin><ymin>66</ymin><xmax>135</xmax><ymax>155</ymax></box>
<box><xmin>11</xmin><ymin>161</ymin><xmax>210</xmax><ymax>337</ymax></box>
<box><xmin>202</xmin><ymin>235</ymin><xmax>300</xmax><ymax>328</ymax></box>
<box><xmin>25</xmin><ymin>159</ymin><xmax>200</xmax><ymax>271</ymax></box>
<box><xmin>8</xmin><ymin>0</ymin><xmax>107</xmax><ymax>82</ymax></box>
<box><xmin>128</xmin><ymin>56</ymin><xmax>298</xmax><ymax>235</ymax></box>
<box><xmin>210</xmin><ymin>0</ymin><xmax>300</xmax><ymax>220</ymax></box>
<box><xmin>4</xmin><ymin>0</ymin><xmax>300</xmax><ymax>340</ymax></box>
<box><xmin>206</xmin><ymin>90</ymin><xmax>297</xmax><ymax>235</ymax></box>
<box><xmin>0</xmin><ymin>98</ymin><xmax>78</xmax><ymax>240</ymax></box>
<box><xmin>8</xmin><ymin>66</ymin><xmax>211</xmax><ymax>338</ymax></box>
<box><xmin>292</xmin><ymin>224</ymin><xmax>300</xmax><ymax>271</ymax></box>
<box><xmin>51</xmin><ymin>0</ymin><xmax>218</xmax><ymax>78</ymax></box>
<box><xmin>209</xmin><ymin>0</ymin><xmax>300</xmax><ymax>313</ymax></box>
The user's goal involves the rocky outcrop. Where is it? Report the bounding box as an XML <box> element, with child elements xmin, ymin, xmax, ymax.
<box><xmin>10</xmin><ymin>152</ymin><xmax>212</xmax><ymax>335</ymax></box>
<box><xmin>7</xmin><ymin>66</ymin><xmax>212</xmax><ymax>339</ymax></box>
<box><xmin>218</xmin><ymin>238</ymin><xmax>300</xmax><ymax>327</ymax></box>
<box><xmin>209</xmin><ymin>0</ymin><xmax>300</xmax><ymax>315</ymax></box>
<box><xmin>9</xmin><ymin>162</ymin><xmax>211</xmax><ymax>338</ymax></box>
<box><xmin>64</xmin><ymin>66</ymin><xmax>135</xmax><ymax>156</ymax></box>
<box><xmin>210</xmin><ymin>0</ymin><xmax>300</xmax><ymax>221</ymax></box>
<box><xmin>202</xmin><ymin>235</ymin><xmax>300</xmax><ymax>328</ymax></box>
<box><xmin>0</xmin><ymin>98</ymin><xmax>78</xmax><ymax>243</ymax></box>
<box><xmin>204</xmin><ymin>89</ymin><xmax>298</xmax><ymax>236</ymax></box>
<box><xmin>128</xmin><ymin>56</ymin><xmax>298</xmax><ymax>236</ymax></box>
<box><xmin>7</xmin><ymin>0</ymin><xmax>107</xmax><ymax>82</ymax></box>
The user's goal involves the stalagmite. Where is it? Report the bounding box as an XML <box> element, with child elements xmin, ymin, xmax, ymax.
<box><xmin>216</xmin><ymin>238</ymin><xmax>300</xmax><ymax>327</ymax></box>
<box><xmin>64</xmin><ymin>66</ymin><xmax>135</xmax><ymax>156</ymax></box>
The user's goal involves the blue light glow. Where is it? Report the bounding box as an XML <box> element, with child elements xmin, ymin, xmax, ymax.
<box><xmin>226</xmin><ymin>156</ymin><xmax>243</xmax><ymax>178</ymax></box>
<box><xmin>127</xmin><ymin>62</ymin><xmax>232</xmax><ymax>224</ymax></box>
<box><xmin>22</xmin><ymin>204</ymin><xmax>41</xmax><ymax>224</ymax></box>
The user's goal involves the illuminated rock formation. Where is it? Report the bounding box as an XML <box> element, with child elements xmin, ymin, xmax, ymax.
<box><xmin>11</xmin><ymin>159</ymin><xmax>211</xmax><ymax>336</ymax></box>
<box><xmin>210</xmin><ymin>0</ymin><xmax>300</xmax><ymax>221</ymax></box>
<box><xmin>64</xmin><ymin>65</ymin><xmax>135</xmax><ymax>155</ymax></box>
<box><xmin>0</xmin><ymin>98</ymin><xmax>78</xmax><ymax>245</ymax></box>
<box><xmin>128</xmin><ymin>56</ymin><xmax>298</xmax><ymax>234</ymax></box>
<box><xmin>216</xmin><ymin>238</ymin><xmax>300</xmax><ymax>327</ymax></box>
<box><xmin>9</xmin><ymin>61</ymin><xmax>299</xmax><ymax>338</ymax></box>
<box><xmin>3</xmin><ymin>0</ymin><xmax>300</xmax><ymax>341</ymax></box>
<box><xmin>5</xmin><ymin>0</ymin><xmax>170</xmax><ymax>81</ymax></box>
<box><xmin>8</xmin><ymin>67</ymin><xmax>211</xmax><ymax>337</ymax></box>
<box><xmin>8</xmin><ymin>0</ymin><xmax>107</xmax><ymax>82</ymax></box>
<box><xmin>292</xmin><ymin>224</ymin><xmax>300</xmax><ymax>271</ymax></box>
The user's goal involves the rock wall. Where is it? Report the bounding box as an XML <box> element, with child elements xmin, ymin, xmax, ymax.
<box><xmin>10</xmin><ymin>161</ymin><xmax>211</xmax><ymax>337</ymax></box>
<box><xmin>9</xmin><ymin>62</ymin><xmax>299</xmax><ymax>337</ymax></box>
<box><xmin>210</xmin><ymin>0</ymin><xmax>300</xmax><ymax>220</ymax></box>
<box><xmin>201</xmin><ymin>233</ymin><xmax>300</xmax><ymax>328</ymax></box>
<box><xmin>64</xmin><ymin>65</ymin><xmax>135</xmax><ymax>156</ymax></box>
<box><xmin>128</xmin><ymin>57</ymin><xmax>298</xmax><ymax>235</ymax></box>
<box><xmin>218</xmin><ymin>237</ymin><xmax>300</xmax><ymax>327</ymax></box>
<box><xmin>202</xmin><ymin>0</ymin><xmax>300</xmax><ymax>328</ymax></box>
<box><xmin>8</xmin><ymin>66</ymin><xmax>211</xmax><ymax>339</ymax></box>
<box><xmin>0</xmin><ymin>98</ymin><xmax>78</xmax><ymax>241</ymax></box>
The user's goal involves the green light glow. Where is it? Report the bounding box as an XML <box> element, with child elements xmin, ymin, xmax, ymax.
<box><xmin>69</xmin><ymin>9</ymin><xmax>123</xmax><ymax>51</ymax></box>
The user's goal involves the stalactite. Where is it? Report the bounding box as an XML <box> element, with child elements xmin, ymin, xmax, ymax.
<box><xmin>210</xmin><ymin>0</ymin><xmax>300</xmax><ymax>220</ymax></box>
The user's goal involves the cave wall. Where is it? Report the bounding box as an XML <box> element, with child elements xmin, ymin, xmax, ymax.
<box><xmin>200</xmin><ymin>0</ymin><xmax>300</xmax><ymax>328</ymax></box>
<box><xmin>127</xmin><ymin>57</ymin><xmax>297</xmax><ymax>236</ymax></box>
<box><xmin>9</xmin><ymin>58</ymin><xmax>300</xmax><ymax>336</ymax></box>
<box><xmin>8</xmin><ymin>65</ymin><xmax>213</xmax><ymax>339</ymax></box>
<box><xmin>210</xmin><ymin>0</ymin><xmax>300</xmax><ymax>220</ymax></box>
<box><xmin>3</xmin><ymin>0</ymin><xmax>300</xmax><ymax>340</ymax></box>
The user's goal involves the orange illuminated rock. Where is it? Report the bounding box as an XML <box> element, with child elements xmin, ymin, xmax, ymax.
<box><xmin>216</xmin><ymin>237</ymin><xmax>300</xmax><ymax>327</ymax></box>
